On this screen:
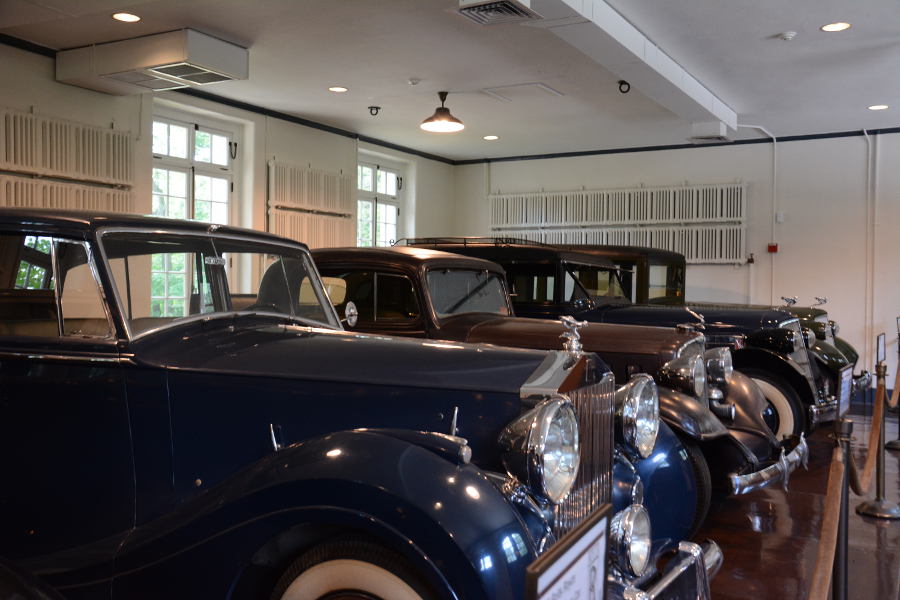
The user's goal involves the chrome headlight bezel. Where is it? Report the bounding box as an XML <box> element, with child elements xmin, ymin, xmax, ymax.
<box><xmin>705</xmin><ymin>346</ymin><xmax>733</xmax><ymax>386</ymax></box>
<box><xmin>616</xmin><ymin>374</ymin><xmax>660</xmax><ymax>458</ymax></box>
<box><xmin>499</xmin><ymin>396</ymin><xmax>580</xmax><ymax>505</ymax></box>
<box><xmin>659</xmin><ymin>353</ymin><xmax>707</xmax><ymax>397</ymax></box>
<box><xmin>610</xmin><ymin>504</ymin><xmax>653</xmax><ymax>577</ymax></box>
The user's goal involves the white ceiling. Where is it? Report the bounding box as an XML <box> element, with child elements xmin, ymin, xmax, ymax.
<box><xmin>2</xmin><ymin>0</ymin><xmax>898</xmax><ymax>161</ymax></box>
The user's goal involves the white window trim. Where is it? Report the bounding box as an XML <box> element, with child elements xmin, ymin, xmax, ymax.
<box><xmin>357</xmin><ymin>160</ymin><xmax>404</xmax><ymax>247</ymax></box>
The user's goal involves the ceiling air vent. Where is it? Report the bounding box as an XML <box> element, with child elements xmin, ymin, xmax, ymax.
<box><xmin>57</xmin><ymin>29</ymin><xmax>248</xmax><ymax>95</ymax></box>
<box><xmin>458</xmin><ymin>0</ymin><xmax>542</xmax><ymax>25</ymax></box>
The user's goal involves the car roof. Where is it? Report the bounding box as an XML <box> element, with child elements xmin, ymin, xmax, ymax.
<box><xmin>312</xmin><ymin>245</ymin><xmax>505</xmax><ymax>272</ymax></box>
<box><xmin>560</xmin><ymin>244</ymin><xmax>685</xmax><ymax>262</ymax></box>
<box><xmin>0</xmin><ymin>208</ymin><xmax>301</xmax><ymax>247</ymax></box>
<box><xmin>399</xmin><ymin>237</ymin><xmax>617</xmax><ymax>268</ymax></box>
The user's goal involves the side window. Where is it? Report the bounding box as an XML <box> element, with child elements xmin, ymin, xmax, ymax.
<box><xmin>0</xmin><ymin>235</ymin><xmax>111</xmax><ymax>338</ymax></box>
<box><xmin>508</xmin><ymin>272</ymin><xmax>555</xmax><ymax>303</ymax></box>
<box><xmin>318</xmin><ymin>270</ymin><xmax>419</xmax><ymax>324</ymax></box>
<box><xmin>375</xmin><ymin>273</ymin><xmax>419</xmax><ymax>321</ymax></box>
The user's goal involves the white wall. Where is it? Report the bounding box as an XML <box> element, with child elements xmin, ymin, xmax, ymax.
<box><xmin>450</xmin><ymin>135</ymin><xmax>900</xmax><ymax>380</ymax></box>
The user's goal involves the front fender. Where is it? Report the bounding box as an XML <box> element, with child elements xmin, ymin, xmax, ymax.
<box><xmin>810</xmin><ymin>339</ymin><xmax>851</xmax><ymax>374</ymax></box>
<box><xmin>658</xmin><ymin>386</ymin><xmax>729</xmax><ymax>441</ymax></box>
<box><xmin>835</xmin><ymin>336</ymin><xmax>859</xmax><ymax>366</ymax></box>
<box><xmin>723</xmin><ymin>371</ymin><xmax>780</xmax><ymax>450</ymax></box>
<box><xmin>115</xmin><ymin>430</ymin><xmax>540</xmax><ymax>600</ymax></box>
<box><xmin>732</xmin><ymin>347</ymin><xmax>817</xmax><ymax>406</ymax></box>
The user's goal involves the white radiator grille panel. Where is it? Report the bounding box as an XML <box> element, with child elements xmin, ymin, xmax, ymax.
<box><xmin>269</xmin><ymin>210</ymin><xmax>355</xmax><ymax>249</ymax></box>
<box><xmin>491</xmin><ymin>183</ymin><xmax>745</xmax><ymax>264</ymax></box>
<box><xmin>267</xmin><ymin>161</ymin><xmax>354</xmax><ymax>248</ymax></box>
<box><xmin>0</xmin><ymin>175</ymin><xmax>133</xmax><ymax>213</ymax></box>
<box><xmin>1</xmin><ymin>108</ymin><xmax>133</xmax><ymax>185</ymax></box>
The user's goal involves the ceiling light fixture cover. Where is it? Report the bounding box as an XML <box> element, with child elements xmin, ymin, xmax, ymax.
<box><xmin>868</xmin><ymin>105</ymin><xmax>889</xmax><ymax>111</ymax></box>
<box><xmin>820</xmin><ymin>22</ymin><xmax>851</xmax><ymax>32</ymax></box>
<box><xmin>328</xmin><ymin>86</ymin><xmax>349</xmax><ymax>93</ymax></box>
<box><xmin>421</xmin><ymin>91</ymin><xmax>464</xmax><ymax>133</ymax></box>
<box><xmin>112</xmin><ymin>12</ymin><xmax>141</xmax><ymax>22</ymax></box>
<box><xmin>483</xmin><ymin>135</ymin><xmax>499</xmax><ymax>140</ymax></box>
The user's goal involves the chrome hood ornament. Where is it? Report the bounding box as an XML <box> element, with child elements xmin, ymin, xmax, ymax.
<box><xmin>780</xmin><ymin>296</ymin><xmax>798</xmax><ymax>308</ymax></box>
<box><xmin>684</xmin><ymin>306</ymin><xmax>706</xmax><ymax>330</ymax></box>
<box><xmin>813</xmin><ymin>296</ymin><xmax>828</xmax><ymax>306</ymax></box>
<box><xmin>559</xmin><ymin>315</ymin><xmax>588</xmax><ymax>359</ymax></box>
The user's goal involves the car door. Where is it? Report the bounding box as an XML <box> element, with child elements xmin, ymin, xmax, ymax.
<box><xmin>0</xmin><ymin>233</ymin><xmax>133</xmax><ymax>591</ymax></box>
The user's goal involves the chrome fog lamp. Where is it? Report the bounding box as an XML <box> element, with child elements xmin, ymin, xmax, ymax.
<box><xmin>830</xmin><ymin>320</ymin><xmax>840</xmax><ymax>336</ymax></box>
<box><xmin>499</xmin><ymin>397</ymin><xmax>580</xmax><ymax>504</ymax></box>
<box><xmin>659</xmin><ymin>354</ymin><xmax>707</xmax><ymax>398</ymax></box>
<box><xmin>705</xmin><ymin>347</ymin><xmax>733</xmax><ymax>385</ymax></box>
<box><xmin>616</xmin><ymin>374</ymin><xmax>659</xmax><ymax>458</ymax></box>
<box><xmin>610</xmin><ymin>505</ymin><xmax>652</xmax><ymax>577</ymax></box>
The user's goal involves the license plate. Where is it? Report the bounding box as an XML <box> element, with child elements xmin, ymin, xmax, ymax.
<box><xmin>525</xmin><ymin>504</ymin><xmax>610</xmax><ymax>600</ymax></box>
<box><xmin>839</xmin><ymin>366</ymin><xmax>853</xmax><ymax>415</ymax></box>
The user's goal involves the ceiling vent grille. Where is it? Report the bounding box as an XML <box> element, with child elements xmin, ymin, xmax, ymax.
<box><xmin>458</xmin><ymin>0</ymin><xmax>541</xmax><ymax>25</ymax></box>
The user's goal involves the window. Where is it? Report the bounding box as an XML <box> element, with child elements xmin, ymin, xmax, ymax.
<box><xmin>505</xmin><ymin>264</ymin><xmax>556</xmax><ymax>304</ymax></box>
<box><xmin>648</xmin><ymin>262</ymin><xmax>685</xmax><ymax>302</ymax></box>
<box><xmin>152</xmin><ymin>116</ymin><xmax>236</xmax><ymax>316</ymax></box>
<box><xmin>357</xmin><ymin>162</ymin><xmax>402</xmax><ymax>247</ymax></box>
<box><xmin>0</xmin><ymin>234</ymin><xmax>111</xmax><ymax>338</ymax></box>
<box><xmin>317</xmin><ymin>269</ymin><xmax>420</xmax><ymax>324</ymax></box>
<box><xmin>426</xmin><ymin>269</ymin><xmax>510</xmax><ymax>318</ymax></box>
<box><xmin>566</xmin><ymin>265</ymin><xmax>627</xmax><ymax>299</ymax></box>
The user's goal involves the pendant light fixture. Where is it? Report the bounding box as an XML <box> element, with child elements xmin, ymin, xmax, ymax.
<box><xmin>420</xmin><ymin>91</ymin><xmax>464</xmax><ymax>133</ymax></box>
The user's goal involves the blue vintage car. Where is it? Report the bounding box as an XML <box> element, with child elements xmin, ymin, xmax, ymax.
<box><xmin>401</xmin><ymin>238</ymin><xmax>840</xmax><ymax>442</ymax></box>
<box><xmin>0</xmin><ymin>210</ymin><xmax>719</xmax><ymax>600</ymax></box>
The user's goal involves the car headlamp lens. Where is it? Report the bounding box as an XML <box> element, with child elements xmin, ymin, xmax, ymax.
<box><xmin>689</xmin><ymin>355</ymin><xmax>706</xmax><ymax>396</ymax></box>
<box><xmin>610</xmin><ymin>505</ymin><xmax>652</xmax><ymax>577</ymax></box>
<box><xmin>617</xmin><ymin>374</ymin><xmax>659</xmax><ymax>458</ymax></box>
<box><xmin>498</xmin><ymin>397</ymin><xmax>580</xmax><ymax>504</ymax></box>
<box><xmin>705</xmin><ymin>347</ymin><xmax>733</xmax><ymax>385</ymax></box>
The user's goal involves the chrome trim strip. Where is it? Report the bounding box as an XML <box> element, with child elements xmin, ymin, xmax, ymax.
<box><xmin>728</xmin><ymin>434</ymin><xmax>809</xmax><ymax>495</ymax></box>
<box><xmin>0</xmin><ymin>350</ymin><xmax>122</xmax><ymax>363</ymax></box>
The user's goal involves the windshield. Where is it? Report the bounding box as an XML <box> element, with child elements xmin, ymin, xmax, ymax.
<box><xmin>566</xmin><ymin>263</ymin><xmax>628</xmax><ymax>301</ymax></box>
<box><xmin>426</xmin><ymin>268</ymin><xmax>510</xmax><ymax>318</ymax></box>
<box><xmin>100</xmin><ymin>231</ymin><xmax>340</xmax><ymax>337</ymax></box>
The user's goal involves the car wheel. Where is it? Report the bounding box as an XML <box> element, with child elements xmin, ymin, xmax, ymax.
<box><xmin>272</xmin><ymin>537</ymin><xmax>437</xmax><ymax>600</ymax></box>
<box><xmin>738</xmin><ymin>368</ymin><xmax>805</xmax><ymax>440</ymax></box>
<box><xmin>676</xmin><ymin>435</ymin><xmax>711</xmax><ymax>538</ymax></box>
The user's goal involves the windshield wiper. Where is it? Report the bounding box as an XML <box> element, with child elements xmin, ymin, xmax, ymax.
<box><xmin>444</xmin><ymin>278</ymin><xmax>492</xmax><ymax>314</ymax></box>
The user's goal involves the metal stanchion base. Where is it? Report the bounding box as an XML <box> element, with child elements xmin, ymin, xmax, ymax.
<box><xmin>886</xmin><ymin>439</ymin><xmax>900</xmax><ymax>451</ymax></box>
<box><xmin>856</xmin><ymin>499</ymin><xmax>900</xmax><ymax>519</ymax></box>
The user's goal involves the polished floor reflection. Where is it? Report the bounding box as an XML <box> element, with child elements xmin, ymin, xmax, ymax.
<box><xmin>695</xmin><ymin>405</ymin><xmax>900</xmax><ymax>600</ymax></box>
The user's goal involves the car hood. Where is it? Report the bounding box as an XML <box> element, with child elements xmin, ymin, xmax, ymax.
<box><xmin>130</xmin><ymin>316</ymin><xmax>548</xmax><ymax>395</ymax></box>
<box><xmin>441</xmin><ymin>313</ymin><xmax>694</xmax><ymax>367</ymax></box>
<box><xmin>583</xmin><ymin>302</ymin><xmax>792</xmax><ymax>335</ymax></box>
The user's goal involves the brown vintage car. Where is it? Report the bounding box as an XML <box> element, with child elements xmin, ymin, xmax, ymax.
<box><xmin>312</xmin><ymin>246</ymin><xmax>807</xmax><ymax>515</ymax></box>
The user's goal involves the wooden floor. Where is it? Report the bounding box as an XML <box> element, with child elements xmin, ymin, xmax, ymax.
<box><xmin>695</xmin><ymin>405</ymin><xmax>900</xmax><ymax>600</ymax></box>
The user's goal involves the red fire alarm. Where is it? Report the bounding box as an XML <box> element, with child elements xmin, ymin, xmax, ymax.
<box><xmin>767</xmin><ymin>243</ymin><xmax>779</xmax><ymax>253</ymax></box>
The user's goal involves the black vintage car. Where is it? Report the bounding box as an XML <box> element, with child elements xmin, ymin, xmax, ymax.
<box><xmin>0</xmin><ymin>210</ymin><xmax>719</xmax><ymax>600</ymax></box>
<box><xmin>400</xmin><ymin>238</ymin><xmax>843</xmax><ymax>442</ymax></box>
<box><xmin>312</xmin><ymin>247</ymin><xmax>807</xmax><ymax>532</ymax></box>
<box><xmin>560</xmin><ymin>244</ymin><xmax>868</xmax><ymax>410</ymax></box>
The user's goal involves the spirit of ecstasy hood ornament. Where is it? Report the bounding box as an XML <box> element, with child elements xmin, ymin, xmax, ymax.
<box><xmin>560</xmin><ymin>315</ymin><xmax>588</xmax><ymax>359</ymax></box>
<box><xmin>781</xmin><ymin>296</ymin><xmax>798</xmax><ymax>308</ymax></box>
<box><xmin>813</xmin><ymin>296</ymin><xmax>828</xmax><ymax>307</ymax></box>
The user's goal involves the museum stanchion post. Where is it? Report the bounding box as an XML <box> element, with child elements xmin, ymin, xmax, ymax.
<box><xmin>854</xmin><ymin>358</ymin><xmax>900</xmax><ymax>519</ymax></box>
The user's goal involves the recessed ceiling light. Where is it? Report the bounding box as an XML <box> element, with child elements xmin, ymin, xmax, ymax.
<box><xmin>112</xmin><ymin>12</ymin><xmax>141</xmax><ymax>23</ymax></box>
<box><xmin>483</xmin><ymin>135</ymin><xmax>499</xmax><ymax>141</ymax></box>
<box><xmin>868</xmin><ymin>104</ymin><xmax>889</xmax><ymax>111</ymax></box>
<box><xmin>328</xmin><ymin>86</ymin><xmax>349</xmax><ymax>93</ymax></box>
<box><xmin>820</xmin><ymin>22</ymin><xmax>851</xmax><ymax>32</ymax></box>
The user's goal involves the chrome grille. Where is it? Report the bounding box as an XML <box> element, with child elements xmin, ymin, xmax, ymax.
<box><xmin>553</xmin><ymin>372</ymin><xmax>616</xmax><ymax>538</ymax></box>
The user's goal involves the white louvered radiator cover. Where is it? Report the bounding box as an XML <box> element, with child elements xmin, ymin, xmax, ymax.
<box><xmin>491</xmin><ymin>183</ymin><xmax>746</xmax><ymax>264</ymax></box>
<box><xmin>0</xmin><ymin>175</ymin><xmax>133</xmax><ymax>213</ymax></box>
<box><xmin>267</xmin><ymin>161</ymin><xmax>355</xmax><ymax>248</ymax></box>
<box><xmin>1</xmin><ymin>107</ymin><xmax>133</xmax><ymax>186</ymax></box>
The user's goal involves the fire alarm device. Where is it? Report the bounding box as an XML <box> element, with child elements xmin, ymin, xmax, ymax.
<box><xmin>767</xmin><ymin>243</ymin><xmax>778</xmax><ymax>253</ymax></box>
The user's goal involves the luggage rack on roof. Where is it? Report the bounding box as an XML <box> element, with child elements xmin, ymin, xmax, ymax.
<box><xmin>395</xmin><ymin>236</ymin><xmax>555</xmax><ymax>248</ymax></box>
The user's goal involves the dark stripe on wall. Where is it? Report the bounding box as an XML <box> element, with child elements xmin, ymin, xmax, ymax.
<box><xmin>4</xmin><ymin>34</ymin><xmax>900</xmax><ymax>167</ymax></box>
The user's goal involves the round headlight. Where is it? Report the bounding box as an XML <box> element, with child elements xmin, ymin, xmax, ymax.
<box><xmin>617</xmin><ymin>374</ymin><xmax>660</xmax><ymax>458</ymax></box>
<box><xmin>498</xmin><ymin>397</ymin><xmax>580</xmax><ymax>505</ymax></box>
<box><xmin>830</xmin><ymin>320</ymin><xmax>840</xmax><ymax>336</ymax></box>
<box><xmin>689</xmin><ymin>355</ymin><xmax>706</xmax><ymax>396</ymax></box>
<box><xmin>610</xmin><ymin>505</ymin><xmax>652</xmax><ymax>577</ymax></box>
<box><xmin>705</xmin><ymin>347</ymin><xmax>733</xmax><ymax>385</ymax></box>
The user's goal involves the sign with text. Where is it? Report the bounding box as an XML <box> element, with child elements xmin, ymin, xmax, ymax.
<box><xmin>526</xmin><ymin>504</ymin><xmax>611</xmax><ymax>600</ymax></box>
<box><xmin>839</xmin><ymin>366</ymin><xmax>853</xmax><ymax>416</ymax></box>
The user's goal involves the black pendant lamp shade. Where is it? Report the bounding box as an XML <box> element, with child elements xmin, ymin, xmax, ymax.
<box><xmin>420</xmin><ymin>91</ymin><xmax>464</xmax><ymax>133</ymax></box>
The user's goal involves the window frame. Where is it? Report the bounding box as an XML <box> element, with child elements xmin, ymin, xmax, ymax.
<box><xmin>356</xmin><ymin>161</ymin><xmax>403</xmax><ymax>247</ymax></box>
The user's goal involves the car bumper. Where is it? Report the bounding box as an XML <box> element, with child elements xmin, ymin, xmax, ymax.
<box><xmin>620</xmin><ymin>540</ymin><xmax>723</xmax><ymax>600</ymax></box>
<box><xmin>728</xmin><ymin>434</ymin><xmax>809</xmax><ymax>495</ymax></box>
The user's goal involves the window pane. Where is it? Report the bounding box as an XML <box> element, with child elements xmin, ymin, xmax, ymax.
<box><xmin>212</xmin><ymin>178</ymin><xmax>229</xmax><ymax>201</ymax></box>
<box><xmin>169</xmin><ymin>171</ymin><xmax>188</xmax><ymax>198</ymax></box>
<box><xmin>194</xmin><ymin>130</ymin><xmax>212</xmax><ymax>163</ymax></box>
<box><xmin>169</xmin><ymin>125</ymin><xmax>188</xmax><ymax>159</ymax></box>
<box><xmin>194</xmin><ymin>200</ymin><xmax>211</xmax><ymax>222</ymax></box>
<box><xmin>195</xmin><ymin>174</ymin><xmax>211</xmax><ymax>201</ymax></box>
<box><xmin>358</xmin><ymin>165</ymin><xmax>373</xmax><ymax>191</ymax></box>
<box><xmin>375</xmin><ymin>203</ymin><xmax>398</xmax><ymax>246</ymax></box>
<box><xmin>385</xmin><ymin>172</ymin><xmax>397</xmax><ymax>196</ymax></box>
<box><xmin>152</xmin><ymin>168</ymin><xmax>167</xmax><ymax>195</ymax></box>
<box><xmin>152</xmin><ymin>195</ymin><xmax>167</xmax><ymax>217</ymax></box>
<box><xmin>376</xmin><ymin>170</ymin><xmax>386</xmax><ymax>194</ymax></box>
<box><xmin>168</xmin><ymin>197</ymin><xmax>187</xmax><ymax>219</ymax></box>
<box><xmin>357</xmin><ymin>200</ymin><xmax>373</xmax><ymax>247</ymax></box>
<box><xmin>58</xmin><ymin>242</ymin><xmax>112</xmax><ymax>337</ymax></box>
<box><xmin>211</xmin><ymin>202</ymin><xmax>228</xmax><ymax>225</ymax></box>
<box><xmin>211</xmin><ymin>134</ymin><xmax>229</xmax><ymax>166</ymax></box>
<box><xmin>152</xmin><ymin>122</ymin><xmax>168</xmax><ymax>155</ymax></box>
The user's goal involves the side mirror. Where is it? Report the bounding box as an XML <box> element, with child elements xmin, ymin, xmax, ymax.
<box><xmin>342</xmin><ymin>301</ymin><xmax>358</xmax><ymax>328</ymax></box>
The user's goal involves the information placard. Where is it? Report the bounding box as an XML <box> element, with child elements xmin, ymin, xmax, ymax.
<box><xmin>525</xmin><ymin>504</ymin><xmax>611</xmax><ymax>600</ymax></box>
